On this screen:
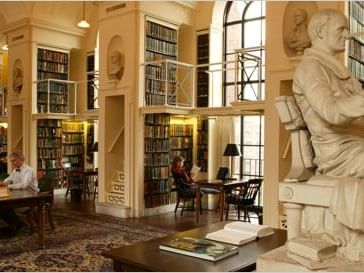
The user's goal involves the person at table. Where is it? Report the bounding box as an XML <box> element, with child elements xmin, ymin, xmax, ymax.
<box><xmin>0</xmin><ymin>151</ymin><xmax>38</xmax><ymax>237</ymax></box>
<box><xmin>171</xmin><ymin>156</ymin><xmax>198</xmax><ymax>196</ymax></box>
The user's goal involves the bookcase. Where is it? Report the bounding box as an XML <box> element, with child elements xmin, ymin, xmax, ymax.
<box><xmin>197</xmin><ymin>119</ymin><xmax>208</xmax><ymax>172</ymax></box>
<box><xmin>169</xmin><ymin>122</ymin><xmax>193</xmax><ymax>172</ymax></box>
<box><xmin>145</xmin><ymin>19</ymin><xmax>178</xmax><ymax>106</ymax></box>
<box><xmin>144</xmin><ymin>113</ymin><xmax>170</xmax><ymax>208</ymax></box>
<box><xmin>87</xmin><ymin>52</ymin><xmax>98</xmax><ymax>110</ymax></box>
<box><xmin>348</xmin><ymin>1</ymin><xmax>364</xmax><ymax>85</ymax></box>
<box><xmin>37</xmin><ymin>119</ymin><xmax>63</xmax><ymax>181</ymax></box>
<box><xmin>0</xmin><ymin>125</ymin><xmax>7</xmax><ymax>174</ymax></box>
<box><xmin>196</xmin><ymin>31</ymin><xmax>209</xmax><ymax>107</ymax></box>
<box><xmin>37</xmin><ymin>47</ymin><xmax>69</xmax><ymax>113</ymax></box>
<box><xmin>62</xmin><ymin>121</ymin><xmax>84</xmax><ymax>169</ymax></box>
<box><xmin>86</xmin><ymin>121</ymin><xmax>95</xmax><ymax>165</ymax></box>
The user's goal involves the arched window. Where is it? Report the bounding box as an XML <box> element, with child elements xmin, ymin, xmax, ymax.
<box><xmin>223</xmin><ymin>1</ymin><xmax>265</xmax><ymax>181</ymax></box>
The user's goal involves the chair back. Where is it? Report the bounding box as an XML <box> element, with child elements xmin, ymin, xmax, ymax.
<box><xmin>242</xmin><ymin>178</ymin><xmax>263</xmax><ymax>203</ymax></box>
<box><xmin>38</xmin><ymin>175</ymin><xmax>56</xmax><ymax>193</ymax></box>
<box><xmin>172</xmin><ymin>171</ymin><xmax>195</xmax><ymax>198</ymax></box>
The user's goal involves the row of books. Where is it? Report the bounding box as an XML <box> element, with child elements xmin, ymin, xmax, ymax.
<box><xmin>62</xmin><ymin>145</ymin><xmax>84</xmax><ymax>155</ymax></box>
<box><xmin>145</xmin><ymin>51</ymin><xmax>177</xmax><ymax>62</ymax></box>
<box><xmin>146</xmin><ymin>37</ymin><xmax>177</xmax><ymax>57</ymax></box>
<box><xmin>144</xmin><ymin>166</ymin><xmax>169</xmax><ymax>180</ymax></box>
<box><xmin>37</xmin><ymin>138</ymin><xmax>62</xmax><ymax>147</ymax></box>
<box><xmin>38</xmin><ymin>119</ymin><xmax>62</xmax><ymax>127</ymax></box>
<box><xmin>144</xmin><ymin>152</ymin><xmax>170</xmax><ymax>166</ymax></box>
<box><xmin>38</xmin><ymin>95</ymin><xmax>67</xmax><ymax>105</ymax></box>
<box><xmin>348</xmin><ymin>58</ymin><xmax>364</xmax><ymax>81</ymax></box>
<box><xmin>349</xmin><ymin>39</ymin><xmax>364</xmax><ymax>63</ymax></box>
<box><xmin>145</xmin><ymin>114</ymin><xmax>170</xmax><ymax>125</ymax></box>
<box><xmin>144</xmin><ymin>179</ymin><xmax>170</xmax><ymax>195</ymax></box>
<box><xmin>37</xmin><ymin>148</ymin><xmax>62</xmax><ymax>159</ymax></box>
<box><xmin>145</xmin><ymin>79</ymin><xmax>176</xmax><ymax>94</ymax></box>
<box><xmin>146</xmin><ymin>21</ymin><xmax>177</xmax><ymax>43</ymax></box>
<box><xmin>145</xmin><ymin>93</ymin><xmax>176</xmax><ymax>106</ymax></box>
<box><xmin>145</xmin><ymin>65</ymin><xmax>177</xmax><ymax>82</ymax></box>
<box><xmin>37</xmin><ymin>104</ymin><xmax>69</xmax><ymax>114</ymax></box>
<box><xmin>145</xmin><ymin>192</ymin><xmax>171</xmax><ymax>208</ymax></box>
<box><xmin>37</xmin><ymin>158</ymin><xmax>63</xmax><ymax>169</ymax></box>
<box><xmin>169</xmin><ymin>150</ymin><xmax>192</xmax><ymax>162</ymax></box>
<box><xmin>37</xmin><ymin>61</ymin><xmax>68</xmax><ymax>74</ymax></box>
<box><xmin>170</xmin><ymin>138</ymin><xmax>192</xmax><ymax>149</ymax></box>
<box><xmin>349</xmin><ymin>17</ymin><xmax>364</xmax><ymax>44</ymax></box>
<box><xmin>145</xmin><ymin>125</ymin><xmax>169</xmax><ymax>139</ymax></box>
<box><xmin>38</xmin><ymin>49</ymin><xmax>68</xmax><ymax>64</ymax></box>
<box><xmin>63</xmin><ymin>134</ymin><xmax>83</xmax><ymax>142</ymax></box>
<box><xmin>350</xmin><ymin>2</ymin><xmax>364</xmax><ymax>27</ymax></box>
<box><xmin>38</xmin><ymin>81</ymin><xmax>69</xmax><ymax>93</ymax></box>
<box><xmin>170</xmin><ymin>124</ymin><xmax>193</xmax><ymax>136</ymax></box>
<box><xmin>62</xmin><ymin>156</ymin><xmax>83</xmax><ymax>164</ymax></box>
<box><xmin>37</xmin><ymin>127</ymin><xmax>62</xmax><ymax>137</ymax></box>
<box><xmin>63</xmin><ymin>123</ymin><xmax>84</xmax><ymax>132</ymax></box>
<box><xmin>37</xmin><ymin>71</ymin><xmax>68</xmax><ymax>81</ymax></box>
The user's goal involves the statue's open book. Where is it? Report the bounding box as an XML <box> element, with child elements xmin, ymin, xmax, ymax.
<box><xmin>159</xmin><ymin>237</ymin><xmax>238</xmax><ymax>261</ymax></box>
<box><xmin>205</xmin><ymin>222</ymin><xmax>274</xmax><ymax>245</ymax></box>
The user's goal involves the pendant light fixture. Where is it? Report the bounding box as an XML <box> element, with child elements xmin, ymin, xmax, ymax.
<box><xmin>77</xmin><ymin>1</ymin><xmax>90</xmax><ymax>29</ymax></box>
<box><xmin>1</xmin><ymin>35</ymin><xmax>8</xmax><ymax>51</ymax></box>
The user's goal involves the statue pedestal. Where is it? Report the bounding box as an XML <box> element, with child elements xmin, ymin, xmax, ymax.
<box><xmin>257</xmin><ymin>246</ymin><xmax>364</xmax><ymax>272</ymax></box>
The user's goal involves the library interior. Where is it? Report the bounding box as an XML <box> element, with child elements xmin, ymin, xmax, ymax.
<box><xmin>0</xmin><ymin>1</ymin><xmax>364</xmax><ymax>272</ymax></box>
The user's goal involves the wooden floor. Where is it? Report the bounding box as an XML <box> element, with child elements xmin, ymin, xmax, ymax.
<box><xmin>53</xmin><ymin>194</ymin><xmax>258</xmax><ymax>232</ymax></box>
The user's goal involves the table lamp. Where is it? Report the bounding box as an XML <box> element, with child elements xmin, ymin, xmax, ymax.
<box><xmin>223</xmin><ymin>143</ymin><xmax>241</xmax><ymax>178</ymax></box>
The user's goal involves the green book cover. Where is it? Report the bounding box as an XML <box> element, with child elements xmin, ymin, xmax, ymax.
<box><xmin>159</xmin><ymin>236</ymin><xmax>239</xmax><ymax>261</ymax></box>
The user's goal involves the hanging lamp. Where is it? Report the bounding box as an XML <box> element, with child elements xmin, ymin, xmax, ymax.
<box><xmin>77</xmin><ymin>1</ymin><xmax>90</xmax><ymax>29</ymax></box>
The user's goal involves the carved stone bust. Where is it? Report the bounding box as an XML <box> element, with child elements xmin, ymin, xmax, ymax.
<box><xmin>108</xmin><ymin>50</ymin><xmax>124</xmax><ymax>81</ymax></box>
<box><xmin>12</xmin><ymin>59</ymin><xmax>23</xmax><ymax>94</ymax></box>
<box><xmin>287</xmin><ymin>9</ymin><xmax>311</xmax><ymax>55</ymax></box>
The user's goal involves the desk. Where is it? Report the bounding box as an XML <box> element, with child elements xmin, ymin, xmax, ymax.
<box><xmin>195</xmin><ymin>179</ymin><xmax>247</xmax><ymax>222</ymax></box>
<box><xmin>103</xmin><ymin>221</ymin><xmax>287</xmax><ymax>272</ymax></box>
<box><xmin>0</xmin><ymin>190</ymin><xmax>49</xmax><ymax>248</ymax></box>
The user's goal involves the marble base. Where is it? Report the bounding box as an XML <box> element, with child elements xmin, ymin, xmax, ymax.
<box><xmin>257</xmin><ymin>246</ymin><xmax>364</xmax><ymax>272</ymax></box>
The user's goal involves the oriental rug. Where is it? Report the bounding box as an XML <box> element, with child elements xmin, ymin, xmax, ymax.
<box><xmin>0</xmin><ymin>209</ymin><xmax>173</xmax><ymax>272</ymax></box>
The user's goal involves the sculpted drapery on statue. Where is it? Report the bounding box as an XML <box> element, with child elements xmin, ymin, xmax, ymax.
<box><xmin>292</xmin><ymin>9</ymin><xmax>364</xmax><ymax>262</ymax></box>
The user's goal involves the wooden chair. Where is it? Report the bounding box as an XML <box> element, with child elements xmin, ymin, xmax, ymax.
<box><xmin>28</xmin><ymin>175</ymin><xmax>56</xmax><ymax>231</ymax></box>
<box><xmin>225</xmin><ymin>178</ymin><xmax>263</xmax><ymax>222</ymax></box>
<box><xmin>172</xmin><ymin>172</ymin><xmax>202</xmax><ymax>216</ymax></box>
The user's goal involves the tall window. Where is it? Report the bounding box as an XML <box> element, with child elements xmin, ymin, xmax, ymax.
<box><xmin>223</xmin><ymin>1</ymin><xmax>265</xmax><ymax>180</ymax></box>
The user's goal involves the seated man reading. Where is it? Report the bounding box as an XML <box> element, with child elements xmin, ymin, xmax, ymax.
<box><xmin>0</xmin><ymin>151</ymin><xmax>38</xmax><ymax>237</ymax></box>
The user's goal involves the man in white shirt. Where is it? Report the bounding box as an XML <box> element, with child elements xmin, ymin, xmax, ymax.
<box><xmin>0</xmin><ymin>151</ymin><xmax>38</xmax><ymax>237</ymax></box>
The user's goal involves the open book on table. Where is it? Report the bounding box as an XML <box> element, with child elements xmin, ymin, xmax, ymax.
<box><xmin>159</xmin><ymin>236</ymin><xmax>239</xmax><ymax>262</ymax></box>
<box><xmin>205</xmin><ymin>222</ymin><xmax>274</xmax><ymax>246</ymax></box>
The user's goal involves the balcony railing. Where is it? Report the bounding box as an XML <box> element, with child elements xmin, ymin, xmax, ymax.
<box><xmin>34</xmin><ymin>79</ymin><xmax>77</xmax><ymax>115</ymax></box>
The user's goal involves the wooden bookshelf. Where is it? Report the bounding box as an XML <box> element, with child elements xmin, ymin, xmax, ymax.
<box><xmin>37</xmin><ymin>48</ymin><xmax>69</xmax><ymax>113</ymax></box>
<box><xmin>197</xmin><ymin>119</ymin><xmax>208</xmax><ymax>172</ymax></box>
<box><xmin>144</xmin><ymin>113</ymin><xmax>170</xmax><ymax>208</ymax></box>
<box><xmin>0</xmin><ymin>125</ymin><xmax>7</xmax><ymax>174</ymax></box>
<box><xmin>196</xmin><ymin>31</ymin><xmax>209</xmax><ymax>107</ymax></box>
<box><xmin>145</xmin><ymin>20</ymin><xmax>178</xmax><ymax>106</ymax></box>
<box><xmin>349</xmin><ymin>1</ymin><xmax>364</xmax><ymax>85</ymax></box>
<box><xmin>37</xmin><ymin>119</ymin><xmax>63</xmax><ymax>183</ymax></box>
<box><xmin>169</xmin><ymin>123</ymin><xmax>193</xmax><ymax>172</ymax></box>
<box><xmin>62</xmin><ymin>121</ymin><xmax>84</xmax><ymax>169</ymax></box>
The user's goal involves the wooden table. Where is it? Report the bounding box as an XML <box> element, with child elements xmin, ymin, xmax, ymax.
<box><xmin>103</xmin><ymin>221</ymin><xmax>287</xmax><ymax>272</ymax></box>
<box><xmin>0</xmin><ymin>189</ymin><xmax>49</xmax><ymax>248</ymax></box>
<box><xmin>195</xmin><ymin>179</ymin><xmax>248</xmax><ymax>222</ymax></box>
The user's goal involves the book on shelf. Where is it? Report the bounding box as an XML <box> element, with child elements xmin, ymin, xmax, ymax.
<box><xmin>287</xmin><ymin>237</ymin><xmax>337</xmax><ymax>262</ymax></box>
<box><xmin>159</xmin><ymin>236</ymin><xmax>239</xmax><ymax>261</ymax></box>
<box><xmin>205</xmin><ymin>222</ymin><xmax>274</xmax><ymax>246</ymax></box>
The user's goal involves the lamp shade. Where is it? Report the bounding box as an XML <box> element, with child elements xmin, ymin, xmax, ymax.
<box><xmin>223</xmin><ymin>144</ymin><xmax>241</xmax><ymax>156</ymax></box>
<box><xmin>92</xmin><ymin>142</ymin><xmax>98</xmax><ymax>152</ymax></box>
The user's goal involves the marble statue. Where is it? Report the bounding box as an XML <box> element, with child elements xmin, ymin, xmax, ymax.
<box><xmin>288</xmin><ymin>9</ymin><xmax>311</xmax><ymax>55</ymax></box>
<box><xmin>291</xmin><ymin>8</ymin><xmax>364</xmax><ymax>264</ymax></box>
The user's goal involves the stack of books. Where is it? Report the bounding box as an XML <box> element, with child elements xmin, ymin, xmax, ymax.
<box><xmin>0</xmin><ymin>185</ymin><xmax>9</xmax><ymax>198</ymax></box>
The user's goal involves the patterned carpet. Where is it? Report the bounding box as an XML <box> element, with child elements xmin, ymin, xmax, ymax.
<box><xmin>0</xmin><ymin>209</ymin><xmax>173</xmax><ymax>272</ymax></box>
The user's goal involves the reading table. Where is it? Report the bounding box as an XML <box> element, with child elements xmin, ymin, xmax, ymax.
<box><xmin>103</xmin><ymin>221</ymin><xmax>287</xmax><ymax>272</ymax></box>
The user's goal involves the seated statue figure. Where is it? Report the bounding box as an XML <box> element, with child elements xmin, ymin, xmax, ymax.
<box><xmin>292</xmin><ymin>8</ymin><xmax>364</xmax><ymax>263</ymax></box>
